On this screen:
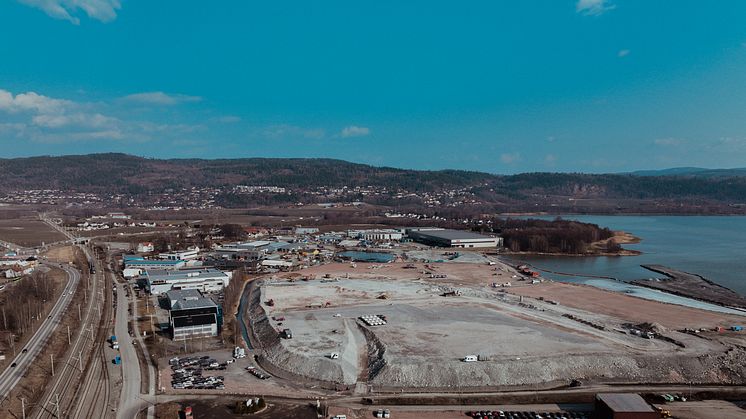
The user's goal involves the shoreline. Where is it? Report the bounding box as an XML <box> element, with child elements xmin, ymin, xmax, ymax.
<box><xmin>503</xmin><ymin>230</ymin><xmax>642</xmax><ymax>257</ymax></box>
<box><xmin>633</xmin><ymin>265</ymin><xmax>746</xmax><ymax>311</ymax></box>
<box><xmin>496</xmin><ymin>212</ymin><xmax>746</xmax><ymax>217</ymax></box>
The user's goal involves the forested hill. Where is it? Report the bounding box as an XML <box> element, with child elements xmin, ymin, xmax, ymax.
<box><xmin>1</xmin><ymin>154</ymin><xmax>746</xmax><ymax>209</ymax></box>
<box><xmin>0</xmin><ymin>153</ymin><xmax>493</xmax><ymax>192</ymax></box>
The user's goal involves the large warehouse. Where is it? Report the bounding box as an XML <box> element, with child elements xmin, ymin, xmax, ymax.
<box><xmin>406</xmin><ymin>228</ymin><xmax>502</xmax><ymax>248</ymax></box>
<box><xmin>122</xmin><ymin>256</ymin><xmax>185</xmax><ymax>278</ymax></box>
<box><xmin>144</xmin><ymin>268</ymin><xmax>231</xmax><ymax>294</ymax></box>
<box><xmin>593</xmin><ymin>393</ymin><xmax>658</xmax><ymax>419</ymax></box>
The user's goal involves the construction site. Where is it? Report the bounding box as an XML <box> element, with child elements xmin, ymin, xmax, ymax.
<box><xmin>243</xmin><ymin>258</ymin><xmax>746</xmax><ymax>391</ymax></box>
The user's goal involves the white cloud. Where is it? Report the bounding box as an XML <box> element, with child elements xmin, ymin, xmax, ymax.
<box><xmin>545</xmin><ymin>154</ymin><xmax>557</xmax><ymax>165</ymax></box>
<box><xmin>0</xmin><ymin>89</ymin><xmax>72</xmax><ymax>114</ymax></box>
<box><xmin>32</xmin><ymin>112</ymin><xmax>118</xmax><ymax>129</ymax></box>
<box><xmin>122</xmin><ymin>91</ymin><xmax>202</xmax><ymax>106</ymax></box>
<box><xmin>340</xmin><ymin>125</ymin><xmax>370</xmax><ymax>138</ymax></box>
<box><xmin>576</xmin><ymin>0</ymin><xmax>615</xmax><ymax>16</ymax></box>
<box><xmin>263</xmin><ymin>124</ymin><xmax>326</xmax><ymax>140</ymax></box>
<box><xmin>18</xmin><ymin>0</ymin><xmax>121</xmax><ymax>25</ymax></box>
<box><xmin>617</xmin><ymin>49</ymin><xmax>630</xmax><ymax>57</ymax></box>
<box><xmin>500</xmin><ymin>152</ymin><xmax>521</xmax><ymax>164</ymax></box>
<box><xmin>0</xmin><ymin>87</ymin><xmax>204</xmax><ymax>144</ymax></box>
<box><xmin>0</xmin><ymin>88</ymin><xmax>120</xmax><ymax>135</ymax></box>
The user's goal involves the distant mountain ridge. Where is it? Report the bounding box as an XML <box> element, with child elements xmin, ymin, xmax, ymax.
<box><xmin>631</xmin><ymin>167</ymin><xmax>746</xmax><ymax>177</ymax></box>
<box><xmin>1</xmin><ymin>154</ymin><xmax>745</xmax><ymax>213</ymax></box>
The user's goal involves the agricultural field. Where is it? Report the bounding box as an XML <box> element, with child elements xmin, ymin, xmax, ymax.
<box><xmin>0</xmin><ymin>218</ymin><xmax>66</xmax><ymax>247</ymax></box>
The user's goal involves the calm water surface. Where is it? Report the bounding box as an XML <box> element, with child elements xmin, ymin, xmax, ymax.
<box><xmin>509</xmin><ymin>216</ymin><xmax>746</xmax><ymax>296</ymax></box>
<box><xmin>338</xmin><ymin>251</ymin><xmax>394</xmax><ymax>263</ymax></box>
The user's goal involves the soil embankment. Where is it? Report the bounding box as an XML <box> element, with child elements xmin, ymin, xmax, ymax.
<box><xmin>243</xmin><ymin>280</ymin><xmax>353</xmax><ymax>389</ymax></box>
<box><xmin>634</xmin><ymin>265</ymin><xmax>746</xmax><ymax>310</ymax></box>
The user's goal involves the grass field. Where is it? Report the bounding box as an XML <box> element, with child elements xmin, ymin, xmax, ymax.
<box><xmin>0</xmin><ymin>218</ymin><xmax>67</xmax><ymax>247</ymax></box>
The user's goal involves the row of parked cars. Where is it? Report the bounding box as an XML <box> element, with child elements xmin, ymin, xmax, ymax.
<box><xmin>169</xmin><ymin>355</ymin><xmax>226</xmax><ymax>390</ymax></box>
<box><xmin>468</xmin><ymin>411</ymin><xmax>588</xmax><ymax>419</ymax></box>
<box><xmin>245</xmin><ymin>365</ymin><xmax>271</xmax><ymax>380</ymax></box>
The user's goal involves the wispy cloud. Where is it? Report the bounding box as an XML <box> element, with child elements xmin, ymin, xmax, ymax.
<box><xmin>654</xmin><ymin>137</ymin><xmax>684</xmax><ymax>146</ymax></box>
<box><xmin>500</xmin><ymin>152</ymin><xmax>521</xmax><ymax>164</ymax></box>
<box><xmin>617</xmin><ymin>49</ymin><xmax>630</xmax><ymax>57</ymax></box>
<box><xmin>18</xmin><ymin>0</ymin><xmax>121</xmax><ymax>25</ymax></box>
<box><xmin>576</xmin><ymin>0</ymin><xmax>615</xmax><ymax>16</ymax></box>
<box><xmin>262</xmin><ymin>124</ymin><xmax>326</xmax><ymax>140</ymax></box>
<box><xmin>0</xmin><ymin>87</ymin><xmax>204</xmax><ymax>144</ymax></box>
<box><xmin>122</xmin><ymin>91</ymin><xmax>202</xmax><ymax>106</ymax></box>
<box><xmin>340</xmin><ymin>125</ymin><xmax>370</xmax><ymax>138</ymax></box>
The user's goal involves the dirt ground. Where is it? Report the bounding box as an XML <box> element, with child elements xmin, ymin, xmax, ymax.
<box><xmin>44</xmin><ymin>245</ymin><xmax>75</xmax><ymax>263</ymax></box>
<box><xmin>250</xmin><ymin>260</ymin><xmax>746</xmax><ymax>389</ymax></box>
<box><xmin>0</xmin><ymin>247</ymin><xmax>88</xmax><ymax>418</ymax></box>
<box><xmin>505</xmin><ymin>281</ymin><xmax>745</xmax><ymax>329</ymax></box>
<box><xmin>157</xmin><ymin>399</ymin><xmax>318</xmax><ymax>419</ymax></box>
<box><xmin>291</xmin><ymin>260</ymin><xmax>521</xmax><ymax>288</ymax></box>
<box><xmin>0</xmin><ymin>218</ymin><xmax>67</xmax><ymax>247</ymax></box>
<box><xmin>327</xmin><ymin>404</ymin><xmax>591</xmax><ymax>419</ymax></box>
<box><xmin>657</xmin><ymin>400</ymin><xmax>746</xmax><ymax>419</ymax></box>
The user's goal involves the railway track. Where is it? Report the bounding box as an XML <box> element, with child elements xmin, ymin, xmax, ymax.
<box><xmin>73</xmin><ymin>338</ymin><xmax>111</xmax><ymax>419</ymax></box>
<box><xmin>31</xmin><ymin>246</ymin><xmax>108</xmax><ymax>419</ymax></box>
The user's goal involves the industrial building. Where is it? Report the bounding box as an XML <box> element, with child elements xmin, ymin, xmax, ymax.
<box><xmin>593</xmin><ymin>393</ymin><xmax>658</xmax><ymax>419</ymax></box>
<box><xmin>348</xmin><ymin>229</ymin><xmax>404</xmax><ymax>241</ymax></box>
<box><xmin>159</xmin><ymin>247</ymin><xmax>200</xmax><ymax>260</ymax></box>
<box><xmin>167</xmin><ymin>289</ymin><xmax>222</xmax><ymax>341</ymax></box>
<box><xmin>144</xmin><ymin>268</ymin><xmax>231</xmax><ymax>294</ymax></box>
<box><xmin>406</xmin><ymin>228</ymin><xmax>502</xmax><ymax>248</ymax></box>
<box><xmin>122</xmin><ymin>255</ymin><xmax>185</xmax><ymax>278</ymax></box>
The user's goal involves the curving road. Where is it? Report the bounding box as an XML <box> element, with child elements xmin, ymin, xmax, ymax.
<box><xmin>0</xmin><ymin>263</ymin><xmax>80</xmax><ymax>399</ymax></box>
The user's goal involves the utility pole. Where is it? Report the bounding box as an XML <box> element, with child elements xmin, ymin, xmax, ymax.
<box><xmin>67</xmin><ymin>326</ymin><xmax>71</xmax><ymax>345</ymax></box>
<box><xmin>50</xmin><ymin>353</ymin><xmax>54</xmax><ymax>376</ymax></box>
<box><xmin>78</xmin><ymin>304</ymin><xmax>81</xmax><ymax>321</ymax></box>
<box><xmin>54</xmin><ymin>393</ymin><xmax>60</xmax><ymax>418</ymax></box>
<box><xmin>78</xmin><ymin>350</ymin><xmax>83</xmax><ymax>371</ymax></box>
<box><xmin>21</xmin><ymin>397</ymin><xmax>25</xmax><ymax>419</ymax></box>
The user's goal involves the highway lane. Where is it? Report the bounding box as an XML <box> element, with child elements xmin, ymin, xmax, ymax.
<box><xmin>32</xmin><ymin>246</ymin><xmax>100</xmax><ymax>419</ymax></box>
<box><xmin>0</xmin><ymin>263</ymin><xmax>80</xmax><ymax>399</ymax></box>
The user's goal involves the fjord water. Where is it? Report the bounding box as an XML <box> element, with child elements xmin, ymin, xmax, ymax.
<box><xmin>510</xmin><ymin>216</ymin><xmax>746</xmax><ymax>296</ymax></box>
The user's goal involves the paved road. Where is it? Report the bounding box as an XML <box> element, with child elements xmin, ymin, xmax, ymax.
<box><xmin>0</xmin><ymin>263</ymin><xmax>80</xmax><ymax>399</ymax></box>
<box><xmin>131</xmin><ymin>289</ymin><xmax>157</xmax><ymax>419</ymax></box>
<box><xmin>115</xmin><ymin>282</ymin><xmax>149</xmax><ymax>419</ymax></box>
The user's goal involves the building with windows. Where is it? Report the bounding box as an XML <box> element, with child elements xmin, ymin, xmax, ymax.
<box><xmin>348</xmin><ymin>229</ymin><xmax>404</xmax><ymax>241</ymax></box>
<box><xmin>122</xmin><ymin>255</ymin><xmax>185</xmax><ymax>278</ymax></box>
<box><xmin>167</xmin><ymin>290</ymin><xmax>222</xmax><ymax>341</ymax></box>
<box><xmin>144</xmin><ymin>268</ymin><xmax>231</xmax><ymax>294</ymax></box>
<box><xmin>159</xmin><ymin>247</ymin><xmax>200</xmax><ymax>260</ymax></box>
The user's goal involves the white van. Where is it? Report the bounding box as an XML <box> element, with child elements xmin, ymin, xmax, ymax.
<box><xmin>462</xmin><ymin>355</ymin><xmax>478</xmax><ymax>362</ymax></box>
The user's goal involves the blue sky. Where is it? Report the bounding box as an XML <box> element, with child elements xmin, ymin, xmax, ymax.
<box><xmin>2</xmin><ymin>0</ymin><xmax>746</xmax><ymax>173</ymax></box>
